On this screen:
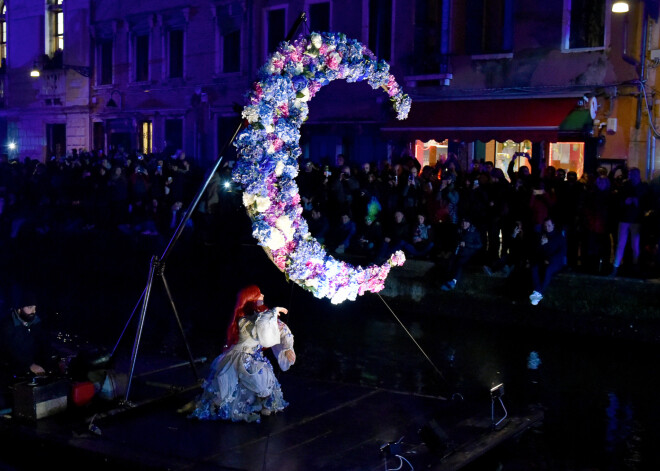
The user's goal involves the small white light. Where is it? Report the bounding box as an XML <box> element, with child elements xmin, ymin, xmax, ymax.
<box><xmin>8</xmin><ymin>142</ymin><xmax>16</xmax><ymax>150</ymax></box>
<box><xmin>30</xmin><ymin>69</ymin><xmax>40</xmax><ymax>77</ymax></box>
<box><xmin>223</xmin><ymin>181</ymin><xmax>231</xmax><ymax>189</ymax></box>
<box><xmin>612</xmin><ymin>1</ymin><xmax>630</xmax><ymax>13</ymax></box>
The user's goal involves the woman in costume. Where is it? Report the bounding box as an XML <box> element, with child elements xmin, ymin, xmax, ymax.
<box><xmin>189</xmin><ymin>285</ymin><xmax>295</xmax><ymax>422</ymax></box>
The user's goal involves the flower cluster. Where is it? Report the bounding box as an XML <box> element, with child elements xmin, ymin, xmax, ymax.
<box><xmin>233</xmin><ymin>32</ymin><xmax>410</xmax><ymax>304</ymax></box>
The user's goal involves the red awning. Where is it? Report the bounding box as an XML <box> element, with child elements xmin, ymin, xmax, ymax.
<box><xmin>381</xmin><ymin>97</ymin><xmax>585</xmax><ymax>142</ymax></box>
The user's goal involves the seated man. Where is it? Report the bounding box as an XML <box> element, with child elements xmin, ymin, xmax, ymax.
<box><xmin>375</xmin><ymin>210</ymin><xmax>410</xmax><ymax>263</ymax></box>
<box><xmin>0</xmin><ymin>290</ymin><xmax>51</xmax><ymax>379</ymax></box>
<box><xmin>400</xmin><ymin>213</ymin><xmax>434</xmax><ymax>259</ymax></box>
<box><xmin>529</xmin><ymin>217</ymin><xmax>567</xmax><ymax>305</ymax></box>
<box><xmin>354</xmin><ymin>214</ymin><xmax>384</xmax><ymax>261</ymax></box>
<box><xmin>0</xmin><ymin>290</ymin><xmax>53</xmax><ymax>409</ymax></box>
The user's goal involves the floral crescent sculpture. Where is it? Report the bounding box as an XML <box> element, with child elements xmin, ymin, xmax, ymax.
<box><xmin>232</xmin><ymin>32</ymin><xmax>411</xmax><ymax>304</ymax></box>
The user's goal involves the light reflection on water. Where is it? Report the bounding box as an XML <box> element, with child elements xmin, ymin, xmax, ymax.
<box><xmin>290</xmin><ymin>295</ymin><xmax>660</xmax><ymax>470</ymax></box>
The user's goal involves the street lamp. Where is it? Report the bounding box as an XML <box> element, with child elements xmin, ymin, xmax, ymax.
<box><xmin>106</xmin><ymin>90</ymin><xmax>122</xmax><ymax>109</ymax></box>
<box><xmin>613</xmin><ymin>1</ymin><xmax>630</xmax><ymax>12</ymax></box>
<box><xmin>29</xmin><ymin>55</ymin><xmax>91</xmax><ymax>78</ymax></box>
<box><xmin>30</xmin><ymin>61</ymin><xmax>40</xmax><ymax>77</ymax></box>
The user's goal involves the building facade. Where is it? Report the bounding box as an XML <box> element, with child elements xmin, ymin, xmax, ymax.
<box><xmin>0</xmin><ymin>0</ymin><xmax>658</xmax><ymax>179</ymax></box>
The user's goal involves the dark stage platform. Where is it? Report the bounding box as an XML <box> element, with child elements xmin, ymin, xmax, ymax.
<box><xmin>0</xmin><ymin>353</ymin><xmax>542</xmax><ymax>471</ymax></box>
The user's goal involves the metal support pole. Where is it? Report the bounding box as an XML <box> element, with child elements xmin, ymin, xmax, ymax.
<box><xmin>123</xmin><ymin>255</ymin><xmax>160</xmax><ymax>403</ymax></box>
<box><xmin>160</xmin><ymin>271</ymin><xmax>199</xmax><ymax>381</ymax></box>
<box><xmin>115</xmin><ymin>10</ymin><xmax>309</xmax><ymax>406</ymax></box>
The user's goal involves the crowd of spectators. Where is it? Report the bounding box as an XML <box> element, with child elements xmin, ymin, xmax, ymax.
<box><xmin>299</xmin><ymin>152</ymin><xmax>660</xmax><ymax>291</ymax></box>
<box><xmin>1</xmin><ymin>147</ymin><xmax>659</xmax><ymax>300</ymax></box>
<box><xmin>0</xmin><ymin>148</ymin><xmax>215</xmax><ymax>243</ymax></box>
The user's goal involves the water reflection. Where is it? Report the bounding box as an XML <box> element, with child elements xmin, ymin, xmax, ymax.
<box><xmin>291</xmin><ymin>295</ymin><xmax>660</xmax><ymax>470</ymax></box>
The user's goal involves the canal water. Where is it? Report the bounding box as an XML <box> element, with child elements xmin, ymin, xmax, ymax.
<box><xmin>288</xmin><ymin>291</ymin><xmax>660</xmax><ymax>471</ymax></box>
<box><xmin>2</xmin><ymin>227</ymin><xmax>659</xmax><ymax>470</ymax></box>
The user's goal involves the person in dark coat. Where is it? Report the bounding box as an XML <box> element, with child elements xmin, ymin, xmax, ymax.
<box><xmin>529</xmin><ymin>217</ymin><xmax>567</xmax><ymax>305</ymax></box>
<box><xmin>0</xmin><ymin>289</ymin><xmax>51</xmax><ymax>380</ymax></box>
<box><xmin>441</xmin><ymin>216</ymin><xmax>483</xmax><ymax>290</ymax></box>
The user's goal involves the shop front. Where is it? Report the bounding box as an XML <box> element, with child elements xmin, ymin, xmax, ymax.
<box><xmin>382</xmin><ymin>97</ymin><xmax>594</xmax><ymax>177</ymax></box>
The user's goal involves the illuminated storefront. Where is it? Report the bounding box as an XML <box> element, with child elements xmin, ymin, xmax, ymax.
<box><xmin>386</xmin><ymin>98</ymin><xmax>592</xmax><ymax>177</ymax></box>
<box><xmin>414</xmin><ymin>137</ymin><xmax>585</xmax><ymax>180</ymax></box>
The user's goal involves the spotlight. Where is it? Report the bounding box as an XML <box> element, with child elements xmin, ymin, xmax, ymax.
<box><xmin>490</xmin><ymin>383</ymin><xmax>504</xmax><ymax>398</ymax></box>
<box><xmin>30</xmin><ymin>61</ymin><xmax>40</xmax><ymax>78</ymax></box>
<box><xmin>612</xmin><ymin>1</ymin><xmax>630</xmax><ymax>13</ymax></box>
<box><xmin>379</xmin><ymin>439</ymin><xmax>403</xmax><ymax>458</ymax></box>
<box><xmin>490</xmin><ymin>383</ymin><xmax>508</xmax><ymax>429</ymax></box>
<box><xmin>7</xmin><ymin>142</ymin><xmax>16</xmax><ymax>151</ymax></box>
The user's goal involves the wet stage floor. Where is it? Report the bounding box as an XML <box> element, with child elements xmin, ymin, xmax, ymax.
<box><xmin>0</xmin><ymin>352</ymin><xmax>542</xmax><ymax>471</ymax></box>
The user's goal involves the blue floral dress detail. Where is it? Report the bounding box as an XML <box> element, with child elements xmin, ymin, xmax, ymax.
<box><xmin>190</xmin><ymin>309</ymin><xmax>294</xmax><ymax>423</ymax></box>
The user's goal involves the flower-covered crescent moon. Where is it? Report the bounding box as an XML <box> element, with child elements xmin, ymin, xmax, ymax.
<box><xmin>232</xmin><ymin>32</ymin><xmax>411</xmax><ymax>304</ymax></box>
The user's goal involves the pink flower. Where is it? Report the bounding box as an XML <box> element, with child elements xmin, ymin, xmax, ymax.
<box><xmin>326</xmin><ymin>52</ymin><xmax>341</xmax><ymax>70</ymax></box>
<box><xmin>272</xmin><ymin>138</ymin><xmax>284</xmax><ymax>152</ymax></box>
<box><xmin>289</xmin><ymin>49</ymin><xmax>303</xmax><ymax>63</ymax></box>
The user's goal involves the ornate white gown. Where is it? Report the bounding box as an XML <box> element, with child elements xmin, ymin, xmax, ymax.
<box><xmin>190</xmin><ymin>308</ymin><xmax>294</xmax><ymax>422</ymax></box>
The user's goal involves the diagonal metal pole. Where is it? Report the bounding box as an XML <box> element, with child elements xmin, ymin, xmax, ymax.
<box><xmin>118</xmin><ymin>11</ymin><xmax>309</xmax><ymax>404</ymax></box>
<box><xmin>377</xmin><ymin>294</ymin><xmax>446</xmax><ymax>383</ymax></box>
<box><xmin>123</xmin><ymin>255</ymin><xmax>160</xmax><ymax>403</ymax></box>
<box><xmin>160</xmin><ymin>270</ymin><xmax>199</xmax><ymax>380</ymax></box>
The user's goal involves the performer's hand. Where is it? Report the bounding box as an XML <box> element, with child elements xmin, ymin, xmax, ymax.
<box><xmin>285</xmin><ymin>349</ymin><xmax>296</xmax><ymax>364</ymax></box>
<box><xmin>29</xmin><ymin>363</ymin><xmax>46</xmax><ymax>375</ymax></box>
<box><xmin>276</xmin><ymin>307</ymin><xmax>288</xmax><ymax>316</ymax></box>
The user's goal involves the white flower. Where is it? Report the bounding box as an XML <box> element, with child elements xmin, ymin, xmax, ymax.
<box><xmin>266</xmin><ymin>229</ymin><xmax>285</xmax><ymax>251</ymax></box>
<box><xmin>311</xmin><ymin>33</ymin><xmax>322</xmax><ymax>49</ymax></box>
<box><xmin>330</xmin><ymin>286</ymin><xmax>350</xmax><ymax>304</ymax></box>
<box><xmin>242</xmin><ymin>106</ymin><xmax>260</xmax><ymax>124</ymax></box>
<box><xmin>299</xmin><ymin>87</ymin><xmax>311</xmax><ymax>102</ymax></box>
<box><xmin>275</xmin><ymin>215</ymin><xmax>294</xmax><ymax>240</ymax></box>
<box><xmin>255</xmin><ymin>196</ymin><xmax>271</xmax><ymax>212</ymax></box>
<box><xmin>242</xmin><ymin>192</ymin><xmax>256</xmax><ymax>207</ymax></box>
<box><xmin>265</xmin><ymin>124</ymin><xmax>275</xmax><ymax>133</ymax></box>
<box><xmin>292</xmin><ymin>62</ymin><xmax>304</xmax><ymax>75</ymax></box>
<box><xmin>274</xmin><ymin>161</ymin><xmax>285</xmax><ymax>176</ymax></box>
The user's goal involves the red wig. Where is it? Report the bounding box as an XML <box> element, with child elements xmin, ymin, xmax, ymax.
<box><xmin>225</xmin><ymin>285</ymin><xmax>268</xmax><ymax>349</ymax></box>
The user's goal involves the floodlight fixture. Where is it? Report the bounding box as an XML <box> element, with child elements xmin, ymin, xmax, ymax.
<box><xmin>490</xmin><ymin>383</ymin><xmax>508</xmax><ymax>429</ymax></box>
<box><xmin>612</xmin><ymin>1</ymin><xmax>630</xmax><ymax>13</ymax></box>
<box><xmin>490</xmin><ymin>383</ymin><xmax>504</xmax><ymax>398</ymax></box>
